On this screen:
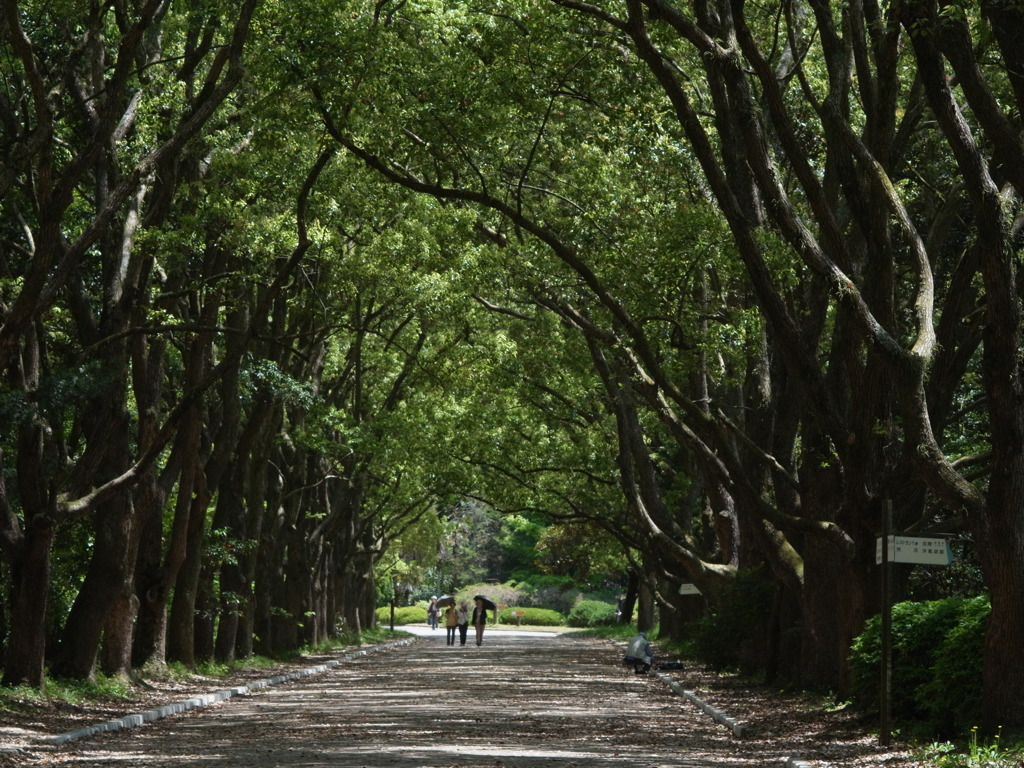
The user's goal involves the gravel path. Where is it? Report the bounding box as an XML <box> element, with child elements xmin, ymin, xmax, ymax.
<box><xmin>12</xmin><ymin>630</ymin><xmax>917</xmax><ymax>767</ymax></box>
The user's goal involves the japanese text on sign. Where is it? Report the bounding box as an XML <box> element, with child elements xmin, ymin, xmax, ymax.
<box><xmin>875</xmin><ymin>536</ymin><xmax>953</xmax><ymax>565</ymax></box>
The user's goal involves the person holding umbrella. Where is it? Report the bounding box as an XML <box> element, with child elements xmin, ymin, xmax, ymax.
<box><xmin>457</xmin><ymin>600</ymin><xmax>470</xmax><ymax>646</ymax></box>
<box><xmin>427</xmin><ymin>596</ymin><xmax>439</xmax><ymax>630</ymax></box>
<box><xmin>471</xmin><ymin>595</ymin><xmax>496</xmax><ymax>646</ymax></box>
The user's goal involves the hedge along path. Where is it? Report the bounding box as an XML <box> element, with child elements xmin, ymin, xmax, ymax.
<box><xmin>33</xmin><ymin>632</ymin><xmax>783</xmax><ymax>768</ymax></box>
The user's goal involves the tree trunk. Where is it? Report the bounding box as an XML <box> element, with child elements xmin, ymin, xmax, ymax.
<box><xmin>100</xmin><ymin>590</ymin><xmax>140</xmax><ymax>678</ymax></box>
<box><xmin>0</xmin><ymin>349</ymin><xmax>56</xmax><ymax>689</ymax></box>
<box><xmin>253</xmin><ymin>514</ymin><xmax>284</xmax><ymax>657</ymax></box>
<box><xmin>51</xmin><ymin>487</ymin><xmax>137</xmax><ymax>679</ymax></box>
<box><xmin>1</xmin><ymin>516</ymin><xmax>54</xmax><ymax>688</ymax></box>
<box><xmin>978</xmin><ymin>511</ymin><xmax>1024</xmax><ymax>732</ymax></box>
<box><xmin>131</xmin><ymin>295</ymin><xmax>216</xmax><ymax>668</ymax></box>
<box><xmin>799</xmin><ymin>536</ymin><xmax>868</xmax><ymax>694</ymax></box>
<box><xmin>212</xmin><ymin>475</ymin><xmax>245</xmax><ymax>663</ymax></box>
<box><xmin>50</xmin><ymin>377</ymin><xmax>138</xmax><ymax>681</ymax></box>
<box><xmin>620</xmin><ymin>571</ymin><xmax>639</xmax><ymax>625</ymax></box>
<box><xmin>636</xmin><ymin>560</ymin><xmax>657</xmax><ymax>634</ymax></box>
<box><xmin>133</xmin><ymin>448</ymin><xmax>205</xmax><ymax>668</ymax></box>
<box><xmin>193</xmin><ymin>563</ymin><xmax>217</xmax><ymax>663</ymax></box>
<box><xmin>898</xmin><ymin>0</ymin><xmax>1024</xmax><ymax>730</ymax></box>
<box><xmin>166</xmin><ymin>489</ymin><xmax>211</xmax><ymax>667</ymax></box>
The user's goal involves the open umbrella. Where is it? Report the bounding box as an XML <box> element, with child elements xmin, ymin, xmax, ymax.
<box><xmin>473</xmin><ymin>595</ymin><xmax>497</xmax><ymax>612</ymax></box>
<box><xmin>435</xmin><ymin>595</ymin><xmax>457</xmax><ymax>608</ymax></box>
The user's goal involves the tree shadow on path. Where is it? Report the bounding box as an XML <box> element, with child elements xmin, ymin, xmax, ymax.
<box><xmin>38</xmin><ymin>632</ymin><xmax>796</xmax><ymax>767</ymax></box>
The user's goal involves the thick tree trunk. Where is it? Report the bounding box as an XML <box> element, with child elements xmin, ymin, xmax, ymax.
<box><xmin>50</xmin><ymin>376</ymin><xmax>138</xmax><ymax>680</ymax></box>
<box><xmin>339</xmin><ymin>551</ymin><xmax>378</xmax><ymax>639</ymax></box>
<box><xmin>166</xmin><ymin>490</ymin><xmax>211</xmax><ymax>667</ymax></box>
<box><xmin>1</xmin><ymin>333</ymin><xmax>56</xmax><ymax>688</ymax></box>
<box><xmin>899</xmin><ymin>0</ymin><xmax>1024</xmax><ymax>731</ymax></box>
<box><xmin>212</xmin><ymin>476</ymin><xmax>245</xmax><ymax>663</ymax></box>
<box><xmin>636</xmin><ymin>562</ymin><xmax>657</xmax><ymax>634</ymax></box>
<box><xmin>235</xmin><ymin>451</ymin><xmax>273</xmax><ymax>658</ymax></box>
<box><xmin>659</xmin><ymin>576</ymin><xmax>705</xmax><ymax>644</ymax></box>
<box><xmin>130</xmin><ymin>330</ymin><xmax>211</xmax><ymax>669</ymax></box>
<box><xmin>1</xmin><ymin>517</ymin><xmax>54</xmax><ymax>688</ymax></box>
<box><xmin>799</xmin><ymin>537</ymin><xmax>867</xmax><ymax>694</ymax></box>
<box><xmin>215</xmin><ymin>400</ymin><xmax>276</xmax><ymax>660</ymax></box>
<box><xmin>133</xmin><ymin>452</ymin><xmax>206</xmax><ymax>668</ymax></box>
<box><xmin>100</xmin><ymin>590</ymin><xmax>140</xmax><ymax>678</ymax></box>
<box><xmin>51</xmin><ymin>488</ymin><xmax>137</xmax><ymax>679</ymax></box>
<box><xmin>979</xmin><ymin>520</ymin><xmax>1024</xmax><ymax>732</ymax></box>
<box><xmin>974</xmin><ymin>452</ymin><xmax>1024</xmax><ymax>731</ymax></box>
<box><xmin>253</xmin><ymin>515</ymin><xmax>284</xmax><ymax>656</ymax></box>
<box><xmin>193</xmin><ymin>565</ymin><xmax>217</xmax><ymax>662</ymax></box>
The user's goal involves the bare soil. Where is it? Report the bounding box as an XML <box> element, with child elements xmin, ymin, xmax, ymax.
<box><xmin>1</xmin><ymin>630</ymin><xmax>921</xmax><ymax>767</ymax></box>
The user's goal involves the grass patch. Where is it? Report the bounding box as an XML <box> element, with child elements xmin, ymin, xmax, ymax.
<box><xmin>572</xmin><ymin>624</ymin><xmax>647</xmax><ymax>641</ymax></box>
<box><xmin>161</xmin><ymin>654</ymin><xmax>283</xmax><ymax>681</ymax></box>
<box><xmin>0</xmin><ymin>674</ymin><xmax>134</xmax><ymax>709</ymax></box>
<box><xmin>350</xmin><ymin>626</ymin><xmax>408</xmax><ymax>645</ymax></box>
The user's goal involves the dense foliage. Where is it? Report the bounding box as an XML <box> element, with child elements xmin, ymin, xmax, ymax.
<box><xmin>849</xmin><ymin>596</ymin><xmax>989</xmax><ymax>736</ymax></box>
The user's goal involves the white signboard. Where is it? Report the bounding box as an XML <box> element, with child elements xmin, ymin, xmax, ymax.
<box><xmin>875</xmin><ymin>536</ymin><xmax>953</xmax><ymax>565</ymax></box>
<box><xmin>678</xmin><ymin>583</ymin><xmax>702</xmax><ymax>595</ymax></box>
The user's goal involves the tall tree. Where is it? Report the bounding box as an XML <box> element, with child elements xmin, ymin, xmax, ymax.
<box><xmin>1</xmin><ymin>0</ymin><xmax>257</xmax><ymax>685</ymax></box>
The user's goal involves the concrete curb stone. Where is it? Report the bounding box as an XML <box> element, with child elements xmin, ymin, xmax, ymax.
<box><xmin>649</xmin><ymin>662</ymin><xmax>814</xmax><ymax>768</ymax></box>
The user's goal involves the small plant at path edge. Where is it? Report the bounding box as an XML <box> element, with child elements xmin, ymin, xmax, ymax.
<box><xmin>918</xmin><ymin>726</ymin><xmax>1023</xmax><ymax>768</ymax></box>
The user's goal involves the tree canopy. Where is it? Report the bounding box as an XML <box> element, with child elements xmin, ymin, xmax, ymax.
<box><xmin>2</xmin><ymin>0</ymin><xmax>1024</xmax><ymax>733</ymax></box>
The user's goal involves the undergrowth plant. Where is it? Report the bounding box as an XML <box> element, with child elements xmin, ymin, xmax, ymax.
<box><xmin>918</xmin><ymin>726</ymin><xmax>1022</xmax><ymax>768</ymax></box>
<box><xmin>0</xmin><ymin>675</ymin><xmax>133</xmax><ymax>707</ymax></box>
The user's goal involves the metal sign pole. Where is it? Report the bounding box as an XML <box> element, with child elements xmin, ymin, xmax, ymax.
<box><xmin>880</xmin><ymin>500</ymin><xmax>892</xmax><ymax>746</ymax></box>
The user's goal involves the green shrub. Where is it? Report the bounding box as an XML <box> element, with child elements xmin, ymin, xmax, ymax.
<box><xmin>375</xmin><ymin>605</ymin><xmax>428</xmax><ymax>625</ymax></box>
<box><xmin>916</xmin><ymin>596</ymin><xmax>988</xmax><ymax>734</ymax></box>
<box><xmin>567</xmin><ymin>600</ymin><xmax>619</xmax><ymax>628</ymax></box>
<box><xmin>848</xmin><ymin>595</ymin><xmax>988</xmax><ymax>735</ymax></box>
<box><xmin>497</xmin><ymin>607</ymin><xmax>564</xmax><ymax>626</ymax></box>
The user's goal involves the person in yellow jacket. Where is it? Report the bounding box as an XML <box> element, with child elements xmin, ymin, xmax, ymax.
<box><xmin>444</xmin><ymin>603</ymin><xmax>459</xmax><ymax>646</ymax></box>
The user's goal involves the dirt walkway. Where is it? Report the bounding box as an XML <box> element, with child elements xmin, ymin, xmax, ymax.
<box><xmin>14</xmin><ymin>631</ymin><xmax>913</xmax><ymax>767</ymax></box>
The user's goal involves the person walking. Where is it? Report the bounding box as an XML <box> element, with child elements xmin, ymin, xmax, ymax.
<box><xmin>444</xmin><ymin>602</ymin><xmax>459</xmax><ymax>646</ymax></box>
<box><xmin>456</xmin><ymin>600</ymin><xmax>470</xmax><ymax>646</ymax></box>
<box><xmin>427</xmin><ymin>596</ymin><xmax>439</xmax><ymax>630</ymax></box>
<box><xmin>471</xmin><ymin>597</ymin><xmax>488</xmax><ymax>646</ymax></box>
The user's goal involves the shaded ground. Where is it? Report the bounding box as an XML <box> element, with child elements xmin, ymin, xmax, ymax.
<box><xmin>1</xmin><ymin>630</ymin><xmax>919</xmax><ymax>767</ymax></box>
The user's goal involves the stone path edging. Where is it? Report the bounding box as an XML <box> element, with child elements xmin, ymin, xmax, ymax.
<box><xmin>650</xmin><ymin>663</ymin><xmax>813</xmax><ymax>768</ymax></box>
<box><xmin>39</xmin><ymin>637</ymin><xmax>416</xmax><ymax>747</ymax></box>
<box><xmin>652</xmin><ymin>670</ymin><xmax>750</xmax><ymax>737</ymax></box>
